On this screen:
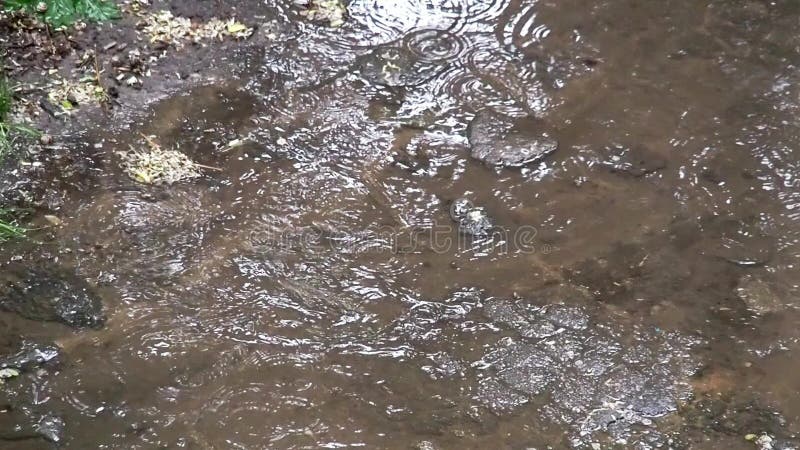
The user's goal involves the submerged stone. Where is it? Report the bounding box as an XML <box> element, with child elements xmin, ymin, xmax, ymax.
<box><xmin>449</xmin><ymin>198</ymin><xmax>493</xmax><ymax>237</ymax></box>
<box><xmin>449</xmin><ymin>198</ymin><xmax>472</xmax><ymax>221</ymax></box>
<box><xmin>0</xmin><ymin>267</ymin><xmax>105</xmax><ymax>329</ymax></box>
<box><xmin>0</xmin><ymin>341</ymin><xmax>60</xmax><ymax>371</ymax></box>
<box><xmin>737</xmin><ymin>275</ymin><xmax>785</xmax><ymax>315</ymax></box>
<box><xmin>599</xmin><ymin>144</ymin><xmax>667</xmax><ymax>177</ymax></box>
<box><xmin>459</xmin><ymin>208</ymin><xmax>493</xmax><ymax>237</ymax></box>
<box><xmin>475</xmin><ymin>377</ymin><xmax>529</xmax><ymax>415</ymax></box>
<box><xmin>422</xmin><ymin>352</ymin><xmax>464</xmax><ymax>380</ymax></box>
<box><xmin>472</xmin><ymin>298</ymin><xmax>700</xmax><ymax>446</ymax></box>
<box><xmin>35</xmin><ymin>414</ymin><xmax>65</xmax><ymax>444</ymax></box>
<box><xmin>467</xmin><ymin>110</ymin><xmax>558</xmax><ymax>167</ymax></box>
<box><xmin>358</xmin><ymin>46</ymin><xmax>424</xmax><ymax>87</ymax></box>
<box><xmin>415</xmin><ymin>440</ymin><xmax>438</xmax><ymax>450</ymax></box>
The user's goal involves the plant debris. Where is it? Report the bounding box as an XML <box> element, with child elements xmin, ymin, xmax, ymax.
<box><xmin>47</xmin><ymin>75</ymin><xmax>107</xmax><ymax>112</ymax></box>
<box><xmin>140</xmin><ymin>11</ymin><xmax>254</xmax><ymax>48</ymax></box>
<box><xmin>297</xmin><ymin>0</ymin><xmax>347</xmax><ymax>27</ymax></box>
<box><xmin>0</xmin><ymin>367</ymin><xmax>20</xmax><ymax>384</ymax></box>
<box><xmin>118</xmin><ymin>134</ymin><xmax>220</xmax><ymax>185</ymax></box>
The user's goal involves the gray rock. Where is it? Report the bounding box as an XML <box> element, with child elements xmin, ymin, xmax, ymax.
<box><xmin>449</xmin><ymin>198</ymin><xmax>473</xmax><ymax>221</ymax></box>
<box><xmin>0</xmin><ymin>266</ymin><xmax>105</xmax><ymax>329</ymax></box>
<box><xmin>467</xmin><ymin>110</ymin><xmax>558</xmax><ymax>167</ymax></box>
<box><xmin>36</xmin><ymin>414</ymin><xmax>65</xmax><ymax>443</ymax></box>
<box><xmin>475</xmin><ymin>377</ymin><xmax>529</xmax><ymax>415</ymax></box>
<box><xmin>474</xmin><ymin>298</ymin><xmax>699</xmax><ymax>446</ymax></box>
<box><xmin>415</xmin><ymin>440</ymin><xmax>438</xmax><ymax>450</ymax></box>
<box><xmin>422</xmin><ymin>352</ymin><xmax>464</xmax><ymax>380</ymax></box>
<box><xmin>358</xmin><ymin>47</ymin><xmax>426</xmax><ymax>87</ymax></box>
<box><xmin>737</xmin><ymin>275</ymin><xmax>785</xmax><ymax>315</ymax></box>
<box><xmin>0</xmin><ymin>342</ymin><xmax>60</xmax><ymax>371</ymax></box>
<box><xmin>541</xmin><ymin>304</ymin><xmax>589</xmax><ymax>331</ymax></box>
<box><xmin>449</xmin><ymin>198</ymin><xmax>493</xmax><ymax>237</ymax></box>
<box><xmin>459</xmin><ymin>208</ymin><xmax>493</xmax><ymax>237</ymax></box>
<box><xmin>0</xmin><ymin>411</ymin><xmax>66</xmax><ymax>444</ymax></box>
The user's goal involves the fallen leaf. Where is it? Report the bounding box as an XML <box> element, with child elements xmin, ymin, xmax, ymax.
<box><xmin>226</xmin><ymin>22</ymin><xmax>247</xmax><ymax>34</ymax></box>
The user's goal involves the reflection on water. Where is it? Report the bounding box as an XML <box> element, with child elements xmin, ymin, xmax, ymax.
<box><xmin>3</xmin><ymin>0</ymin><xmax>800</xmax><ymax>448</ymax></box>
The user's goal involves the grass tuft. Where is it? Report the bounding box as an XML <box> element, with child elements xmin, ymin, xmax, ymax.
<box><xmin>0</xmin><ymin>62</ymin><xmax>41</xmax><ymax>160</ymax></box>
<box><xmin>3</xmin><ymin>0</ymin><xmax>120</xmax><ymax>27</ymax></box>
<box><xmin>1</xmin><ymin>65</ymin><xmax>35</xmax><ymax>243</ymax></box>
<box><xmin>0</xmin><ymin>76</ymin><xmax>11</xmax><ymax>122</ymax></box>
<box><xmin>0</xmin><ymin>70</ymin><xmax>14</xmax><ymax>159</ymax></box>
<box><xmin>0</xmin><ymin>209</ymin><xmax>27</xmax><ymax>241</ymax></box>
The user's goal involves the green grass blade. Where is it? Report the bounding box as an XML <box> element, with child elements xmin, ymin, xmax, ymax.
<box><xmin>0</xmin><ymin>75</ymin><xmax>11</xmax><ymax>122</ymax></box>
<box><xmin>0</xmin><ymin>220</ymin><xmax>26</xmax><ymax>240</ymax></box>
<box><xmin>6</xmin><ymin>123</ymin><xmax>41</xmax><ymax>137</ymax></box>
<box><xmin>0</xmin><ymin>208</ymin><xmax>28</xmax><ymax>241</ymax></box>
<box><xmin>45</xmin><ymin>0</ymin><xmax>78</xmax><ymax>27</ymax></box>
<box><xmin>2</xmin><ymin>0</ymin><xmax>33</xmax><ymax>12</ymax></box>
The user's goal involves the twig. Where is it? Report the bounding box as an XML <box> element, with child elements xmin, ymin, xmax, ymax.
<box><xmin>192</xmin><ymin>162</ymin><xmax>223</xmax><ymax>171</ymax></box>
<box><xmin>93</xmin><ymin>49</ymin><xmax>103</xmax><ymax>87</ymax></box>
<box><xmin>139</xmin><ymin>132</ymin><xmax>159</xmax><ymax>149</ymax></box>
<box><xmin>93</xmin><ymin>48</ymin><xmax>109</xmax><ymax>112</ymax></box>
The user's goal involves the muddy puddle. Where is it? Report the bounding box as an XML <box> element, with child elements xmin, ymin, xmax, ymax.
<box><xmin>3</xmin><ymin>0</ymin><xmax>800</xmax><ymax>448</ymax></box>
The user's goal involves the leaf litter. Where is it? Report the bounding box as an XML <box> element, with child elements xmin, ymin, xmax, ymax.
<box><xmin>47</xmin><ymin>75</ymin><xmax>107</xmax><ymax>112</ymax></box>
<box><xmin>0</xmin><ymin>367</ymin><xmax>20</xmax><ymax>385</ymax></box>
<box><xmin>297</xmin><ymin>0</ymin><xmax>347</xmax><ymax>27</ymax></box>
<box><xmin>118</xmin><ymin>134</ymin><xmax>220</xmax><ymax>185</ymax></box>
<box><xmin>140</xmin><ymin>10</ymin><xmax>254</xmax><ymax>47</ymax></box>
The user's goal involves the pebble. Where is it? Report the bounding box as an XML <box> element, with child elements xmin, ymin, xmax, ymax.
<box><xmin>415</xmin><ymin>441</ymin><xmax>438</xmax><ymax>450</ymax></box>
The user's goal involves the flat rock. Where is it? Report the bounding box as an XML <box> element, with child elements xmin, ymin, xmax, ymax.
<box><xmin>737</xmin><ymin>275</ymin><xmax>785</xmax><ymax>315</ymax></box>
<box><xmin>467</xmin><ymin>110</ymin><xmax>558</xmax><ymax>167</ymax></box>
<box><xmin>474</xmin><ymin>299</ymin><xmax>699</xmax><ymax>446</ymax></box>
<box><xmin>0</xmin><ymin>341</ymin><xmax>60</xmax><ymax>371</ymax></box>
<box><xmin>0</xmin><ymin>266</ymin><xmax>105</xmax><ymax>329</ymax></box>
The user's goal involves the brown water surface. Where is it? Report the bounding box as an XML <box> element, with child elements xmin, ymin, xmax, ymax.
<box><xmin>2</xmin><ymin>0</ymin><xmax>800</xmax><ymax>448</ymax></box>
